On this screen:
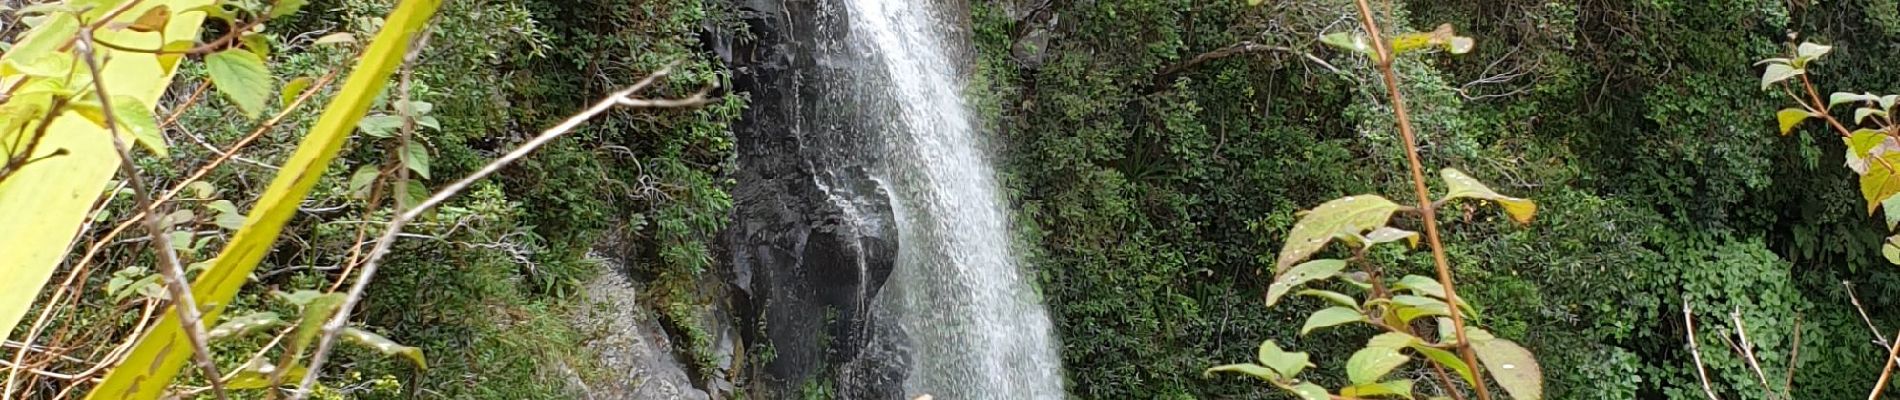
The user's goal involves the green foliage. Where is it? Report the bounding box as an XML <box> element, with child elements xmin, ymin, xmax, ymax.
<box><xmin>977</xmin><ymin>0</ymin><xmax>1900</xmax><ymax>398</ymax></box>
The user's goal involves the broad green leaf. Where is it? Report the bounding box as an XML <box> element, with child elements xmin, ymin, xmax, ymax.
<box><xmin>415</xmin><ymin>115</ymin><xmax>441</xmax><ymax>131</ymax></box>
<box><xmin>1363</xmin><ymin>227</ymin><xmax>1419</xmax><ymax>248</ymax></box>
<box><xmin>1411</xmin><ymin>344</ymin><xmax>1478</xmax><ymax>386</ymax></box>
<box><xmin>1886</xmin><ymin>197</ymin><xmax>1900</xmax><ymax>230</ymax></box>
<box><xmin>1346</xmin><ymin>346</ymin><xmax>1408</xmax><ymax>385</ymax></box>
<box><xmin>1</xmin><ymin>0</ymin><xmax>203</xmax><ymax>349</ymax></box>
<box><xmin>270</xmin><ymin>0</ymin><xmax>308</xmax><ymax>18</ymax></box>
<box><xmin>1367</xmin><ymin>332</ymin><xmax>1420</xmax><ymax>349</ymax></box>
<box><xmin>1776</xmin><ymin>108</ymin><xmax>1812</xmax><ymax>136</ymax></box>
<box><xmin>1440</xmin><ymin>169</ymin><xmax>1536</xmax><ymax>223</ymax></box>
<box><xmin>1885</xmin><ymin>240</ymin><xmax>1900</xmax><ymax>265</ymax></box>
<box><xmin>240</xmin><ymin>32</ymin><xmax>270</xmax><ymax>59</ymax></box>
<box><xmin>90</xmin><ymin>0</ymin><xmax>445</xmax><ymax>395</ymax></box>
<box><xmin>207</xmin><ymin>312</ymin><xmax>280</xmax><ymax>340</ymax></box>
<box><xmin>1256</xmin><ymin>339</ymin><xmax>1313</xmax><ymax>378</ymax></box>
<box><xmin>1832</xmin><ymin>92</ymin><xmax>1880</xmax><ymax>108</ymax></box>
<box><xmin>404</xmin><ymin>141</ymin><xmax>431</xmax><ymax>179</ymax></box>
<box><xmin>1393</xmin><ymin>275</ymin><xmax>1446</xmax><ymax>298</ymax></box>
<box><xmin>289</xmin><ymin>292</ymin><xmax>344</xmax><ymax>354</ymax></box>
<box><xmin>1276</xmin><ymin>195</ymin><xmax>1401</xmax><ymax>270</ymax></box>
<box><xmin>280</xmin><ymin>76</ymin><xmax>314</xmax><ymax>106</ymax></box>
<box><xmin>1761</xmin><ymin>63</ymin><xmax>1801</xmax><ymax>90</ymax></box>
<box><xmin>1795</xmin><ymin>42</ymin><xmax>1832</xmax><ymax>67</ymax></box>
<box><xmin>1267</xmin><ymin>259</ymin><xmax>1348</xmax><ymax>307</ymax></box>
<box><xmin>349</xmin><ymin>165</ymin><xmax>380</xmax><ymax>198</ymax></box>
<box><xmin>96</xmin><ymin>96</ymin><xmax>167</xmax><ymax>157</ymax></box>
<box><xmin>1341</xmin><ymin>379</ymin><xmax>1415</xmax><ymax>398</ymax></box>
<box><xmin>205</xmin><ymin>50</ymin><xmax>273</xmax><ymax>119</ymax></box>
<box><xmin>1205</xmin><ymin>363</ymin><xmax>1279</xmax><ymax>381</ymax></box>
<box><xmin>1469</xmin><ymin>328</ymin><xmax>1542</xmax><ymax>400</ymax></box>
<box><xmin>1859</xmin><ymin>108</ymin><xmax>1886</xmax><ymax>125</ymax></box>
<box><xmin>1884</xmin><ymin>95</ymin><xmax>1899</xmax><ymax>112</ymax></box>
<box><xmin>1321</xmin><ymin>32</ymin><xmax>1371</xmax><ymax>56</ymax></box>
<box><xmin>1285</xmin><ymin>382</ymin><xmax>1331</xmax><ymax>400</ymax></box>
<box><xmin>207</xmin><ymin>199</ymin><xmax>238</xmax><ymax>215</ymax></box>
<box><xmin>356</xmin><ymin>114</ymin><xmax>403</xmax><ymax>137</ymax></box>
<box><xmin>1298</xmin><ymin>289</ymin><xmax>1359</xmax><ymax>309</ymax></box>
<box><xmin>312</xmin><ymin>32</ymin><xmax>356</xmax><ymax>45</ymax></box>
<box><xmin>1302</xmin><ymin>306</ymin><xmax>1366</xmax><ymax>335</ymax></box>
<box><xmin>1393</xmin><ymin>295</ymin><xmax>1451</xmax><ymax>323</ymax></box>
<box><xmin>1862</xmin><ymin>152</ymin><xmax>1900</xmax><ymax>214</ymax></box>
<box><xmin>1851</xmin><ymin>129</ymin><xmax>1890</xmax><ymax>158</ymax></box>
<box><xmin>343</xmin><ymin>327</ymin><xmax>427</xmax><ymax>369</ymax></box>
<box><xmin>0</xmin><ymin>13</ymin><xmax>77</xmax><ymax>75</ymax></box>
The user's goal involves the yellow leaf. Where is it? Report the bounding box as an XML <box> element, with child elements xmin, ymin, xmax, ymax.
<box><xmin>1863</xmin><ymin>153</ymin><xmax>1900</xmax><ymax>215</ymax></box>
<box><xmin>87</xmin><ymin>0</ymin><xmax>445</xmax><ymax>397</ymax></box>
<box><xmin>0</xmin><ymin>0</ymin><xmax>202</xmax><ymax>346</ymax></box>
<box><xmin>1441</xmin><ymin>168</ymin><xmax>1537</xmax><ymax>224</ymax></box>
<box><xmin>1777</xmin><ymin>108</ymin><xmax>1812</xmax><ymax>136</ymax></box>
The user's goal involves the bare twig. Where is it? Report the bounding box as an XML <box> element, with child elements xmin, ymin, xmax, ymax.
<box><xmin>1348</xmin><ymin>3</ymin><xmax>1488</xmax><ymax>400</ymax></box>
<box><xmin>74</xmin><ymin>29</ymin><xmax>230</xmax><ymax>400</ymax></box>
<box><xmin>1685</xmin><ymin>301</ymin><xmax>1722</xmax><ymax>400</ymax></box>
<box><xmin>1848</xmin><ymin>281</ymin><xmax>1889</xmax><ymax>348</ymax></box>
<box><xmin>1785</xmin><ymin>313</ymin><xmax>1801</xmax><ymax>399</ymax></box>
<box><xmin>289</xmin><ymin>63</ymin><xmax>711</xmax><ymax>399</ymax></box>
<box><xmin>1151</xmin><ymin>40</ymin><xmax>1339</xmax><ymax>87</ymax></box>
<box><xmin>1730</xmin><ymin>308</ymin><xmax>1777</xmax><ymax>398</ymax></box>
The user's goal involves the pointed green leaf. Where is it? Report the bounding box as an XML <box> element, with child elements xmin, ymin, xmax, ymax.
<box><xmin>1885</xmin><ymin>240</ymin><xmax>1900</xmax><ymax>264</ymax></box>
<box><xmin>1341</xmin><ymin>379</ymin><xmax>1415</xmax><ymax>398</ymax></box>
<box><xmin>356</xmin><ymin>114</ymin><xmax>402</xmax><ymax>137</ymax></box>
<box><xmin>342</xmin><ymin>327</ymin><xmax>427</xmax><ymax>369</ymax></box>
<box><xmin>1777</xmin><ymin>108</ymin><xmax>1812</xmax><ymax>136</ymax></box>
<box><xmin>348</xmin><ymin>165</ymin><xmax>380</xmax><ymax>199</ymax></box>
<box><xmin>207</xmin><ymin>312</ymin><xmax>280</xmax><ymax>340</ymax></box>
<box><xmin>1392</xmin><ymin>295</ymin><xmax>1451</xmax><ymax>323</ymax></box>
<box><xmin>1411</xmin><ymin>344</ymin><xmax>1478</xmax><ymax>386</ymax></box>
<box><xmin>1346</xmin><ymin>346</ymin><xmax>1409</xmax><ymax>384</ymax></box>
<box><xmin>1302</xmin><ymin>307</ymin><xmax>1366</xmax><ymax>335</ymax></box>
<box><xmin>403</xmin><ymin>141</ymin><xmax>430</xmax><ymax>179</ymax></box>
<box><xmin>1884</xmin><ymin>95</ymin><xmax>1899</xmax><ymax>112</ymax></box>
<box><xmin>280</xmin><ymin>76</ymin><xmax>313</xmax><ymax>106</ymax></box>
<box><xmin>1761</xmin><ymin>63</ymin><xmax>1801</xmax><ymax>90</ymax></box>
<box><xmin>1321</xmin><ymin>32</ymin><xmax>1371</xmax><ymax>56</ymax></box>
<box><xmin>269</xmin><ymin>0</ymin><xmax>307</xmax><ymax>18</ymax></box>
<box><xmin>1795</xmin><ymin>42</ymin><xmax>1832</xmax><ymax>67</ymax></box>
<box><xmin>1298</xmin><ymin>289</ymin><xmax>1359</xmax><ymax>309</ymax></box>
<box><xmin>1256</xmin><ymin>339</ymin><xmax>1314</xmax><ymax>378</ymax></box>
<box><xmin>1394</xmin><ymin>275</ymin><xmax>1447</xmax><ymax>298</ymax></box>
<box><xmin>205</xmin><ymin>50</ymin><xmax>272</xmax><ymax>118</ymax></box>
<box><xmin>1859</xmin><ymin>107</ymin><xmax>1887</xmax><ymax>125</ymax></box>
<box><xmin>1440</xmin><ymin>169</ymin><xmax>1536</xmax><ymax>223</ymax></box>
<box><xmin>1205</xmin><ymin>363</ymin><xmax>1279</xmax><ymax>381</ymax></box>
<box><xmin>1276</xmin><ymin>195</ymin><xmax>1401</xmax><ymax>270</ymax></box>
<box><xmin>1832</xmin><ymin>92</ymin><xmax>1879</xmax><ymax>108</ymax></box>
<box><xmin>1469</xmin><ymin>328</ymin><xmax>1542</xmax><ymax>400</ymax></box>
<box><xmin>1885</xmin><ymin>197</ymin><xmax>1900</xmax><ymax>230</ymax></box>
<box><xmin>1367</xmin><ymin>332</ymin><xmax>1420</xmax><ymax>349</ymax></box>
<box><xmin>1364</xmin><ymin>227</ymin><xmax>1419</xmax><ymax>248</ymax></box>
<box><xmin>1267</xmin><ymin>259</ymin><xmax>1348</xmax><ymax>307</ymax></box>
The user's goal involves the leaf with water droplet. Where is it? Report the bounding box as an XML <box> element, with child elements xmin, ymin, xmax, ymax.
<box><xmin>1267</xmin><ymin>259</ymin><xmax>1347</xmax><ymax>307</ymax></box>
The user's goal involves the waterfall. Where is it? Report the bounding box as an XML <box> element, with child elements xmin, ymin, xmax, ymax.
<box><xmin>845</xmin><ymin>0</ymin><xmax>1066</xmax><ymax>398</ymax></box>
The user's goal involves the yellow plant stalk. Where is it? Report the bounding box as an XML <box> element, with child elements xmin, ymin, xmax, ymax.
<box><xmin>87</xmin><ymin>0</ymin><xmax>443</xmax><ymax>397</ymax></box>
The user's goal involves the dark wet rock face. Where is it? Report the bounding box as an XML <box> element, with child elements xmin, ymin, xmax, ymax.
<box><xmin>723</xmin><ymin>0</ymin><xmax>908</xmax><ymax>397</ymax></box>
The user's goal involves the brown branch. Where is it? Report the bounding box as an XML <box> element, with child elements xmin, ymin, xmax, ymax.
<box><xmin>1869</xmin><ymin>327</ymin><xmax>1900</xmax><ymax>400</ymax></box>
<box><xmin>1785</xmin><ymin>313</ymin><xmax>1801</xmax><ymax>398</ymax></box>
<box><xmin>1348</xmin><ymin>3</ymin><xmax>1489</xmax><ymax>400</ymax></box>
<box><xmin>75</xmin><ymin>29</ymin><xmax>230</xmax><ymax>400</ymax></box>
<box><xmin>289</xmin><ymin>63</ymin><xmax>712</xmax><ymax>400</ymax></box>
<box><xmin>1151</xmin><ymin>41</ymin><xmax>1339</xmax><ymax>88</ymax></box>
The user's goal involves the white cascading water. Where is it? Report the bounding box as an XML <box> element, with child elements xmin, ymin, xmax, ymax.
<box><xmin>845</xmin><ymin>0</ymin><xmax>1065</xmax><ymax>398</ymax></box>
